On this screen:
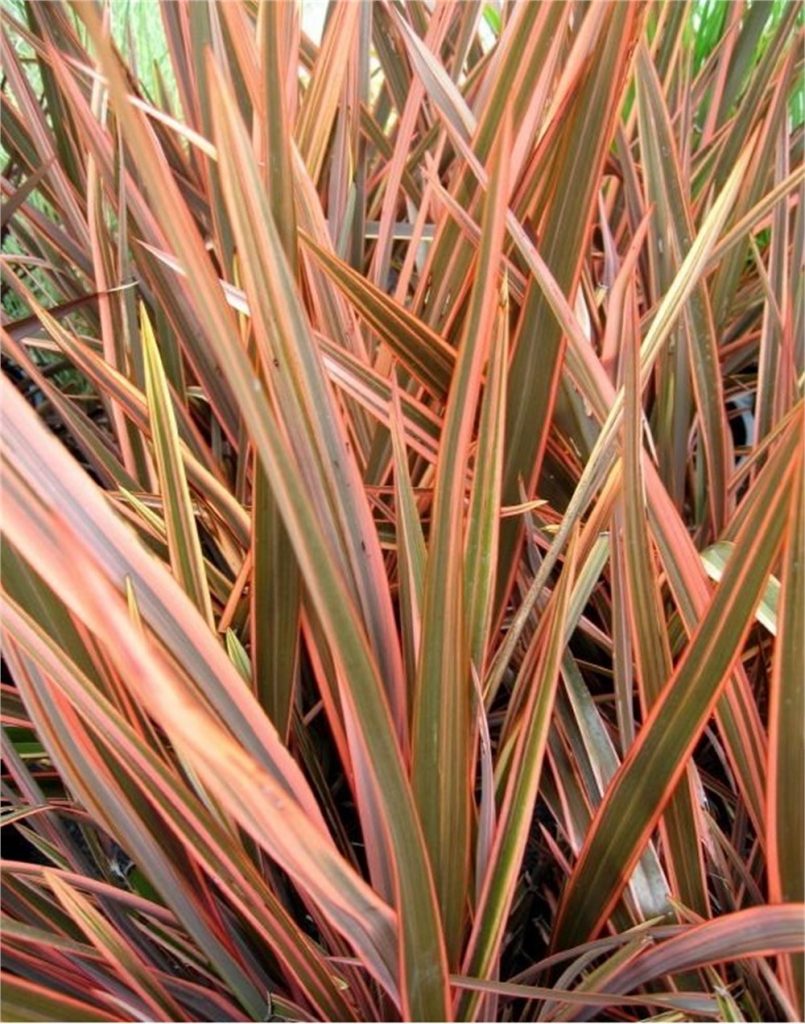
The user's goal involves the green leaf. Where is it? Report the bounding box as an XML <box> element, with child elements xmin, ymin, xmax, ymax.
<box><xmin>0</xmin><ymin>975</ymin><xmax>119</xmax><ymax>1023</ymax></box>
<box><xmin>465</xmin><ymin>280</ymin><xmax>508</xmax><ymax>675</ymax></box>
<box><xmin>2</xmin><ymin>596</ymin><xmax>358</xmax><ymax>1021</ymax></box>
<box><xmin>460</xmin><ymin>529</ymin><xmax>579</xmax><ymax>1017</ymax></box>
<box><xmin>701</xmin><ymin>542</ymin><xmax>780</xmax><ymax>635</ymax></box>
<box><xmin>496</xmin><ymin>2</ymin><xmax>642</xmax><ymax>605</ymax></box>
<box><xmin>636</xmin><ymin>42</ymin><xmax>732</xmax><ymax>532</ymax></box>
<box><xmin>620</xmin><ymin>266</ymin><xmax>708</xmax><ymax>917</ymax></box>
<box><xmin>552</xmin><ymin>413</ymin><xmax>802</xmax><ymax>949</ymax></box>
<box><xmin>389</xmin><ymin>375</ymin><xmax>427</xmax><ymax>700</ymax></box>
<box><xmin>205</xmin><ymin>63</ymin><xmax>450</xmax><ymax>1019</ymax></box>
<box><xmin>767</xmin><ymin>454</ymin><xmax>804</xmax><ymax>1007</ymax></box>
<box><xmin>142</xmin><ymin>303</ymin><xmax>215</xmax><ymax>629</ymax></box>
<box><xmin>47</xmin><ymin>873</ymin><xmax>185</xmax><ymax>1021</ymax></box>
<box><xmin>301</xmin><ymin>232</ymin><xmax>455</xmax><ymax>396</ymax></box>
<box><xmin>412</xmin><ymin>109</ymin><xmax>511</xmax><ymax>965</ymax></box>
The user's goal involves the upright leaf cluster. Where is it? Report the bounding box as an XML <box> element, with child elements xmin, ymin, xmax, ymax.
<box><xmin>1</xmin><ymin>1</ymin><xmax>803</xmax><ymax>1021</ymax></box>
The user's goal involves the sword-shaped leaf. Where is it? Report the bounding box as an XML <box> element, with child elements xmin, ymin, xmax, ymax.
<box><xmin>142</xmin><ymin>304</ymin><xmax>215</xmax><ymax>630</ymax></box>
<box><xmin>553</xmin><ymin>411</ymin><xmax>802</xmax><ymax>949</ymax></box>
<box><xmin>412</xmin><ymin>109</ymin><xmax>510</xmax><ymax>964</ymax></box>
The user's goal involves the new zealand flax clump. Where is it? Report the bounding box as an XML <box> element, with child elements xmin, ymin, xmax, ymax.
<box><xmin>1</xmin><ymin>1</ymin><xmax>803</xmax><ymax>1020</ymax></box>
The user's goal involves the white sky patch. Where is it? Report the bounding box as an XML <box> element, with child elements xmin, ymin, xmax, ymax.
<box><xmin>301</xmin><ymin>0</ymin><xmax>328</xmax><ymax>44</ymax></box>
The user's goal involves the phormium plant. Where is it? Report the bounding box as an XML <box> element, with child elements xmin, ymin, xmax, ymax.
<box><xmin>1</xmin><ymin>0</ymin><xmax>803</xmax><ymax>1020</ymax></box>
